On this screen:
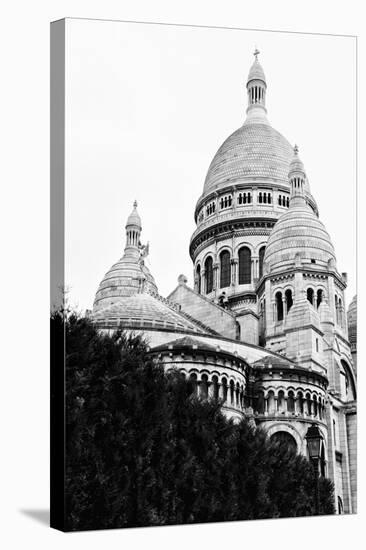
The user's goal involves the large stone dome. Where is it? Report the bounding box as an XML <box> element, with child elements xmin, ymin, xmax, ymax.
<box><xmin>203</xmin><ymin>120</ymin><xmax>295</xmax><ymax>194</ymax></box>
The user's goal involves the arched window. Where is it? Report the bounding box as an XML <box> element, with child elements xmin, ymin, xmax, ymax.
<box><xmin>258</xmin><ymin>192</ymin><xmax>262</xmax><ymax>204</ymax></box>
<box><xmin>276</xmin><ymin>291</ymin><xmax>283</xmax><ymax>321</ymax></box>
<box><xmin>200</xmin><ymin>374</ymin><xmax>209</xmax><ymax>399</ymax></box>
<box><xmin>297</xmin><ymin>392</ymin><xmax>304</xmax><ymax>414</ymax></box>
<box><xmin>313</xmin><ymin>396</ymin><xmax>318</xmax><ymax>417</ymax></box>
<box><xmin>270</xmin><ymin>431</ymin><xmax>297</xmax><ymax>454</ymax></box>
<box><xmin>278</xmin><ymin>195</ymin><xmax>282</xmax><ymax>206</ymax></box>
<box><xmin>196</xmin><ymin>264</ymin><xmax>201</xmax><ymax>294</ymax></box>
<box><xmin>220</xmin><ymin>250</ymin><xmax>231</xmax><ymax>288</ymax></box>
<box><xmin>258</xmin><ymin>246</ymin><xmax>266</xmax><ymax>279</ymax></box>
<box><xmin>204</xmin><ymin>256</ymin><xmax>213</xmax><ymax>294</ymax></box>
<box><xmin>317</xmin><ymin>289</ymin><xmax>323</xmax><ymax>308</ymax></box>
<box><xmin>263</xmin><ymin>192</ymin><xmax>267</xmax><ymax>204</ymax></box>
<box><xmin>278</xmin><ymin>390</ymin><xmax>285</xmax><ymax>412</ymax></box>
<box><xmin>267</xmin><ymin>391</ymin><xmax>275</xmax><ymax>414</ymax></box>
<box><xmin>306</xmin><ymin>393</ymin><xmax>312</xmax><ymax>416</ymax></box>
<box><xmin>268</xmin><ymin>193</ymin><xmax>272</xmax><ymax>204</ymax></box>
<box><xmin>238</xmin><ymin>193</ymin><xmax>242</xmax><ymax>205</ymax></box>
<box><xmin>211</xmin><ymin>375</ymin><xmax>219</xmax><ymax>400</ymax></box>
<box><xmin>285</xmin><ymin>289</ymin><xmax>293</xmax><ymax>312</ymax></box>
<box><xmin>238</xmin><ymin>247</ymin><xmax>251</xmax><ymax>284</ymax></box>
<box><xmin>222</xmin><ymin>377</ymin><xmax>228</xmax><ymax>403</ymax></box>
<box><xmin>248</xmin><ymin>192</ymin><xmax>251</xmax><ymax>203</ymax></box>
<box><xmin>340</xmin><ymin>360</ymin><xmax>356</xmax><ymax>401</ymax></box>
<box><xmin>288</xmin><ymin>391</ymin><xmax>295</xmax><ymax>413</ymax></box>
<box><xmin>286</xmin><ymin>197</ymin><xmax>289</xmax><ymax>207</ymax></box>
<box><xmin>307</xmin><ymin>288</ymin><xmax>314</xmax><ymax>305</ymax></box>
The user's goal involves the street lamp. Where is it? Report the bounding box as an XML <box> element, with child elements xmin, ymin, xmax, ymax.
<box><xmin>305</xmin><ymin>424</ymin><xmax>322</xmax><ymax>515</ymax></box>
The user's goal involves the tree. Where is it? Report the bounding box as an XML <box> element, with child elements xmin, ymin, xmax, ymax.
<box><xmin>51</xmin><ymin>310</ymin><xmax>335</xmax><ymax>531</ymax></box>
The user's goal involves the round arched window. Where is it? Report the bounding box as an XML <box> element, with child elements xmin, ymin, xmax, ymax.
<box><xmin>270</xmin><ymin>431</ymin><xmax>297</xmax><ymax>453</ymax></box>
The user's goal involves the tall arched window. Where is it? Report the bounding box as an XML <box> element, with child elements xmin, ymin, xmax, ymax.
<box><xmin>285</xmin><ymin>289</ymin><xmax>293</xmax><ymax>312</ymax></box>
<box><xmin>258</xmin><ymin>246</ymin><xmax>265</xmax><ymax>279</ymax></box>
<box><xmin>307</xmin><ymin>288</ymin><xmax>314</xmax><ymax>305</ymax></box>
<box><xmin>196</xmin><ymin>264</ymin><xmax>201</xmax><ymax>294</ymax></box>
<box><xmin>270</xmin><ymin>432</ymin><xmax>297</xmax><ymax>454</ymax></box>
<box><xmin>288</xmin><ymin>391</ymin><xmax>295</xmax><ymax>413</ymax></box>
<box><xmin>317</xmin><ymin>289</ymin><xmax>323</xmax><ymax>308</ymax></box>
<box><xmin>204</xmin><ymin>256</ymin><xmax>213</xmax><ymax>294</ymax></box>
<box><xmin>238</xmin><ymin>247</ymin><xmax>251</xmax><ymax>284</ymax></box>
<box><xmin>220</xmin><ymin>250</ymin><xmax>231</xmax><ymax>288</ymax></box>
<box><xmin>276</xmin><ymin>291</ymin><xmax>283</xmax><ymax>321</ymax></box>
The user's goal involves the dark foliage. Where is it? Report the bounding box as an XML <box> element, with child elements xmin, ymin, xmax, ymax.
<box><xmin>52</xmin><ymin>310</ymin><xmax>335</xmax><ymax>530</ymax></box>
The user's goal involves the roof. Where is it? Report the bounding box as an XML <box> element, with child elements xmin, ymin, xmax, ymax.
<box><xmin>92</xmin><ymin>292</ymin><xmax>208</xmax><ymax>334</ymax></box>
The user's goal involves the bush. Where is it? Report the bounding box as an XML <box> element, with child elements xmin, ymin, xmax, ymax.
<box><xmin>51</xmin><ymin>310</ymin><xmax>335</xmax><ymax>530</ymax></box>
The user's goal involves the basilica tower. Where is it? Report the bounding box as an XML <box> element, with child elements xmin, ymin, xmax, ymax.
<box><xmin>189</xmin><ymin>51</ymin><xmax>318</xmax><ymax>332</ymax></box>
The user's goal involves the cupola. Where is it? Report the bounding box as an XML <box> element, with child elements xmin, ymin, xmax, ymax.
<box><xmin>246</xmin><ymin>48</ymin><xmax>267</xmax><ymax>114</ymax></box>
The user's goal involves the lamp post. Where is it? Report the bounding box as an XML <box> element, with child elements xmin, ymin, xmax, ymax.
<box><xmin>305</xmin><ymin>424</ymin><xmax>322</xmax><ymax>515</ymax></box>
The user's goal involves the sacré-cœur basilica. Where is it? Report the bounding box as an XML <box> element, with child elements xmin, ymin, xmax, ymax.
<box><xmin>90</xmin><ymin>51</ymin><xmax>357</xmax><ymax>514</ymax></box>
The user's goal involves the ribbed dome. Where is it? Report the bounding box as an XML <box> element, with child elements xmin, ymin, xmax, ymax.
<box><xmin>93</xmin><ymin>202</ymin><xmax>158</xmax><ymax>311</ymax></box>
<box><xmin>203</xmin><ymin>121</ymin><xmax>295</xmax><ymax>193</ymax></box>
<box><xmin>93</xmin><ymin>253</ymin><xmax>158</xmax><ymax>311</ymax></box>
<box><xmin>264</xmin><ymin>199</ymin><xmax>336</xmax><ymax>273</ymax></box>
<box><xmin>92</xmin><ymin>292</ymin><xmax>205</xmax><ymax>334</ymax></box>
<box><xmin>347</xmin><ymin>295</ymin><xmax>357</xmax><ymax>346</ymax></box>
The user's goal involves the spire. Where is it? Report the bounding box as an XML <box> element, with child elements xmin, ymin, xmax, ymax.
<box><xmin>289</xmin><ymin>145</ymin><xmax>307</xmax><ymax>205</ymax></box>
<box><xmin>125</xmin><ymin>200</ymin><xmax>142</xmax><ymax>253</ymax></box>
<box><xmin>246</xmin><ymin>48</ymin><xmax>267</xmax><ymax>115</ymax></box>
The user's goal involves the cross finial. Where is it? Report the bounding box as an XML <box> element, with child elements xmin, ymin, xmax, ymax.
<box><xmin>254</xmin><ymin>47</ymin><xmax>260</xmax><ymax>60</ymax></box>
<box><xmin>294</xmin><ymin>144</ymin><xmax>299</xmax><ymax>155</ymax></box>
<box><xmin>133</xmin><ymin>200</ymin><xmax>138</xmax><ymax>208</ymax></box>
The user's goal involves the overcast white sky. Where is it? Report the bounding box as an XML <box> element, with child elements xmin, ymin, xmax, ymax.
<box><xmin>65</xmin><ymin>19</ymin><xmax>356</xmax><ymax>312</ymax></box>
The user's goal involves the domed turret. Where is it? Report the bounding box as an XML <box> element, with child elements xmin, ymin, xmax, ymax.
<box><xmin>264</xmin><ymin>146</ymin><xmax>336</xmax><ymax>273</ymax></box>
<box><xmin>93</xmin><ymin>202</ymin><xmax>158</xmax><ymax>311</ymax></box>
<box><xmin>200</xmin><ymin>50</ymin><xmax>316</xmax><ymax>201</ymax></box>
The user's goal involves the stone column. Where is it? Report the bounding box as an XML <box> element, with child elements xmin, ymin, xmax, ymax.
<box><xmin>218</xmin><ymin>383</ymin><xmax>224</xmax><ymax>401</ymax></box>
<box><xmin>213</xmin><ymin>263</ymin><xmax>219</xmax><ymax>291</ymax></box>
<box><xmin>265</xmin><ymin>397</ymin><xmax>268</xmax><ymax>415</ymax></box>
<box><xmin>208</xmin><ymin>381</ymin><xmax>214</xmax><ymax>399</ymax></box>
<box><xmin>231</xmin><ymin>259</ymin><xmax>238</xmax><ymax>286</ymax></box>
<box><xmin>201</xmin><ymin>269</ymin><xmax>206</xmax><ymax>294</ymax></box>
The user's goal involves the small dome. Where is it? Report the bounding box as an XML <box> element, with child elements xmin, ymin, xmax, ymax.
<box><xmin>289</xmin><ymin>145</ymin><xmax>305</xmax><ymax>175</ymax></box>
<box><xmin>126</xmin><ymin>200</ymin><xmax>141</xmax><ymax>228</ymax></box>
<box><xmin>93</xmin><ymin>202</ymin><xmax>157</xmax><ymax>311</ymax></box>
<box><xmin>347</xmin><ymin>295</ymin><xmax>357</xmax><ymax>346</ymax></box>
<box><xmin>247</xmin><ymin>57</ymin><xmax>266</xmax><ymax>83</ymax></box>
<box><xmin>264</xmin><ymin>196</ymin><xmax>336</xmax><ymax>273</ymax></box>
<box><xmin>93</xmin><ymin>254</ymin><xmax>158</xmax><ymax>310</ymax></box>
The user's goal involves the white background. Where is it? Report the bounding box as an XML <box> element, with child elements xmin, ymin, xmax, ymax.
<box><xmin>0</xmin><ymin>1</ymin><xmax>364</xmax><ymax>549</ymax></box>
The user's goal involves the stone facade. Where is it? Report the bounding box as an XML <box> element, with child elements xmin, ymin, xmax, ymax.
<box><xmin>91</xmin><ymin>51</ymin><xmax>356</xmax><ymax>515</ymax></box>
